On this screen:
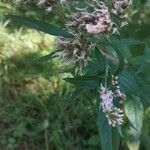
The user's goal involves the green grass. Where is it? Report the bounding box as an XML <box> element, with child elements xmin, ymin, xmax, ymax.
<box><xmin>0</xmin><ymin>22</ymin><xmax>100</xmax><ymax>150</ymax></box>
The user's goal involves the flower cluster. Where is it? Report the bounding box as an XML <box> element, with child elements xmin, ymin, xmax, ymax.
<box><xmin>37</xmin><ymin>0</ymin><xmax>55</xmax><ymax>12</ymax></box>
<box><xmin>38</xmin><ymin>0</ymin><xmax>67</xmax><ymax>11</ymax></box>
<box><xmin>106</xmin><ymin>107</ymin><xmax>124</xmax><ymax>126</ymax></box>
<box><xmin>67</xmin><ymin>2</ymin><xmax>116</xmax><ymax>35</ymax></box>
<box><xmin>13</xmin><ymin>0</ymin><xmax>132</xmax><ymax>71</ymax></box>
<box><xmin>112</xmin><ymin>0</ymin><xmax>132</xmax><ymax>26</ymax></box>
<box><xmin>60</xmin><ymin>0</ymin><xmax>133</xmax><ymax>69</ymax></box>
<box><xmin>112</xmin><ymin>0</ymin><xmax>132</xmax><ymax>17</ymax></box>
<box><xmin>13</xmin><ymin>0</ymin><xmax>67</xmax><ymax>11</ymax></box>
<box><xmin>55</xmin><ymin>35</ymin><xmax>94</xmax><ymax>73</ymax></box>
<box><xmin>99</xmin><ymin>76</ymin><xmax>125</xmax><ymax>127</ymax></box>
<box><xmin>58</xmin><ymin>1</ymin><xmax>123</xmax><ymax>71</ymax></box>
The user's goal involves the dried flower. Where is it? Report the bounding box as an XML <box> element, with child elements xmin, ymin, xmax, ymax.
<box><xmin>85</xmin><ymin>5</ymin><xmax>113</xmax><ymax>34</ymax></box>
<box><xmin>54</xmin><ymin>35</ymin><xmax>94</xmax><ymax>72</ymax></box>
<box><xmin>112</xmin><ymin>76</ymin><xmax>126</xmax><ymax>99</ymax></box>
<box><xmin>105</xmin><ymin>107</ymin><xmax>124</xmax><ymax>127</ymax></box>
<box><xmin>67</xmin><ymin>2</ymin><xmax>117</xmax><ymax>35</ymax></box>
<box><xmin>37</xmin><ymin>0</ymin><xmax>55</xmax><ymax>11</ymax></box>
<box><xmin>13</xmin><ymin>0</ymin><xmax>67</xmax><ymax>11</ymax></box>
<box><xmin>112</xmin><ymin>0</ymin><xmax>132</xmax><ymax>18</ymax></box>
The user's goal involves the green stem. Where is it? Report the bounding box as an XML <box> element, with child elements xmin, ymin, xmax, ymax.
<box><xmin>45</xmin><ymin>129</ymin><xmax>49</xmax><ymax>150</ymax></box>
<box><xmin>105</xmin><ymin>64</ymin><xmax>109</xmax><ymax>88</ymax></box>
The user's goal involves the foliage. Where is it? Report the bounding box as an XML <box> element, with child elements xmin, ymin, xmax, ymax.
<box><xmin>0</xmin><ymin>21</ymin><xmax>100</xmax><ymax>150</ymax></box>
<box><xmin>0</xmin><ymin>0</ymin><xmax>150</xmax><ymax>150</ymax></box>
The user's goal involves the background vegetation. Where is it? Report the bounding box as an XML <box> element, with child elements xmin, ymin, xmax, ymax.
<box><xmin>0</xmin><ymin>0</ymin><xmax>150</xmax><ymax>150</ymax></box>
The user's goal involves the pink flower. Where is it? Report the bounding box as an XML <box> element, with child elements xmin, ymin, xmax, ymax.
<box><xmin>85</xmin><ymin>5</ymin><xmax>113</xmax><ymax>34</ymax></box>
<box><xmin>99</xmin><ymin>85</ymin><xmax>114</xmax><ymax>110</ymax></box>
<box><xmin>99</xmin><ymin>83</ymin><xmax>125</xmax><ymax>127</ymax></box>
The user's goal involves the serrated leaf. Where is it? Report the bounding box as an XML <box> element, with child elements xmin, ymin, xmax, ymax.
<box><xmin>9</xmin><ymin>15</ymin><xmax>73</xmax><ymax>38</ymax></box>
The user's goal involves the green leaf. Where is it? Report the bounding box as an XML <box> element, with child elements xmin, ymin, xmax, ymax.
<box><xmin>118</xmin><ymin>70</ymin><xmax>141</xmax><ymax>97</ymax></box>
<box><xmin>105</xmin><ymin>39</ymin><xmax>124</xmax><ymax>75</ymax></box>
<box><xmin>125</xmin><ymin>97</ymin><xmax>144</xmax><ymax>136</ymax></box>
<box><xmin>64</xmin><ymin>88</ymin><xmax>85</xmax><ymax>109</ymax></box>
<box><xmin>98</xmin><ymin>109</ymin><xmax>112</xmax><ymax>150</ymax></box>
<box><xmin>112</xmin><ymin>128</ymin><xmax>121</xmax><ymax>150</ymax></box>
<box><xmin>116</xmin><ymin>126</ymin><xmax>123</xmax><ymax>138</ymax></box>
<box><xmin>114</xmin><ymin>39</ymin><xmax>144</xmax><ymax>47</ymax></box>
<box><xmin>95</xmin><ymin>47</ymin><xmax>106</xmax><ymax>72</ymax></box>
<box><xmin>83</xmin><ymin>47</ymin><xmax>106</xmax><ymax>75</ymax></box>
<box><xmin>142</xmin><ymin>134</ymin><xmax>150</xmax><ymax>150</ymax></box>
<box><xmin>109</xmin><ymin>42</ymin><xmax>125</xmax><ymax>75</ymax></box>
<box><xmin>124</xmin><ymin>96</ymin><xmax>144</xmax><ymax>150</ymax></box>
<box><xmin>29</xmin><ymin>51</ymin><xmax>56</xmax><ymax>64</ymax></box>
<box><xmin>9</xmin><ymin>15</ymin><xmax>73</xmax><ymax>38</ymax></box>
<box><xmin>64</xmin><ymin>75</ymin><xmax>100</xmax><ymax>89</ymax></box>
<box><xmin>98</xmin><ymin>110</ymin><xmax>121</xmax><ymax>150</ymax></box>
<box><xmin>87</xmin><ymin>135</ymin><xmax>100</xmax><ymax>146</ymax></box>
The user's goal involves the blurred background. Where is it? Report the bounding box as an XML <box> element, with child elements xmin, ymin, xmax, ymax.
<box><xmin>0</xmin><ymin>0</ymin><xmax>150</xmax><ymax>150</ymax></box>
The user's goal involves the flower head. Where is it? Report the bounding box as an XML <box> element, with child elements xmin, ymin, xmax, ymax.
<box><xmin>106</xmin><ymin>107</ymin><xmax>124</xmax><ymax>127</ymax></box>
<box><xmin>67</xmin><ymin>2</ymin><xmax>117</xmax><ymax>35</ymax></box>
<box><xmin>112</xmin><ymin>0</ymin><xmax>132</xmax><ymax>18</ymax></box>
<box><xmin>99</xmin><ymin>80</ymin><xmax>126</xmax><ymax>127</ymax></box>
<box><xmin>99</xmin><ymin>84</ymin><xmax>114</xmax><ymax>110</ymax></box>
<box><xmin>55</xmin><ymin>35</ymin><xmax>94</xmax><ymax>72</ymax></box>
<box><xmin>85</xmin><ymin>4</ymin><xmax>113</xmax><ymax>34</ymax></box>
<box><xmin>13</xmin><ymin>0</ymin><xmax>67</xmax><ymax>11</ymax></box>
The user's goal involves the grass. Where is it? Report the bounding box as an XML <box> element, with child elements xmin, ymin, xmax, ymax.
<box><xmin>0</xmin><ymin>22</ymin><xmax>100</xmax><ymax>150</ymax></box>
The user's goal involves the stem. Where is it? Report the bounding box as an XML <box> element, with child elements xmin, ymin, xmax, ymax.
<box><xmin>105</xmin><ymin>64</ymin><xmax>109</xmax><ymax>88</ymax></box>
<box><xmin>45</xmin><ymin>129</ymin><xmax>49</xmax><ymax>150</ymax></box>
